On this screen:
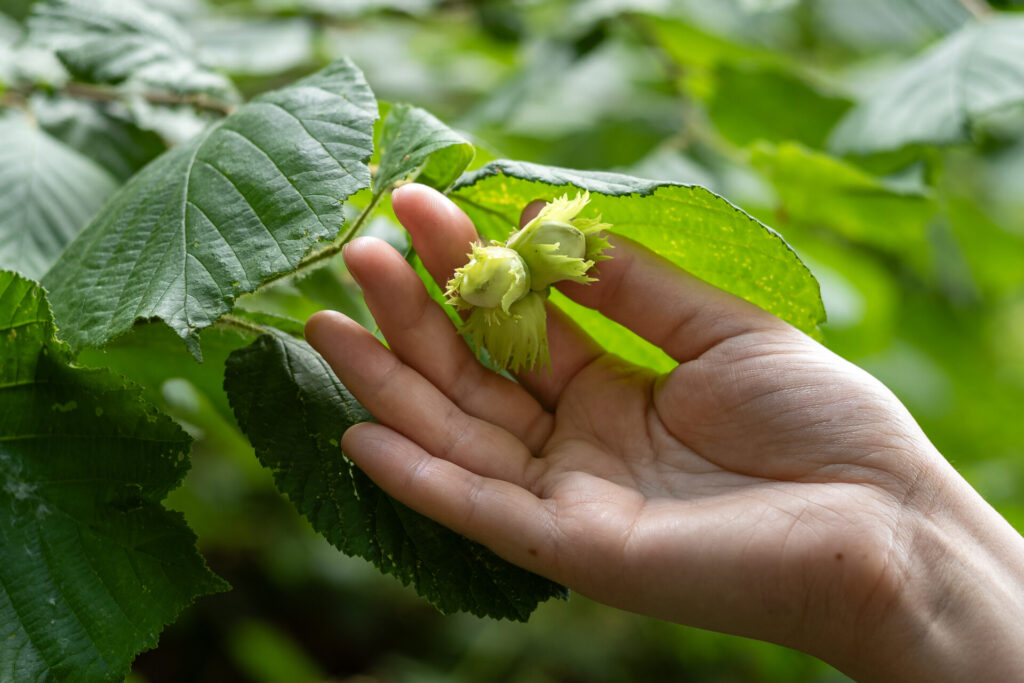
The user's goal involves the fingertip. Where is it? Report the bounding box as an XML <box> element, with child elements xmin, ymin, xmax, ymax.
<box><xmin>304</xmin><ymin>309</ymin><xmax>359</xmax><ymax>354</ymax></box>
<box><xmin>305</xmin><ymin>308</ymin><xmax>341</xmax><ymax>344</ymax></box>
<box><xmin>389</xmin><ymin>182</ymin><xmax>426</xmax><ymax>220</ymax></box>
<box><xmin>392</xmin><ymin>183</ymin><xmax>477</xmax><ymax>241</ymax></box>
<box><xmin>519</xmin><ymin>199</ymin><xmax>547</xmax><ymax>228</ymax></box>
<box><xmin>342</xmin><ymin>235</ymin><xmax>403</xmax><ymax>284</ymax></box>
<box><xmin>341</xmin><ymin>421</ymin><xmax>384</xmax><ymax>459</ymax></box>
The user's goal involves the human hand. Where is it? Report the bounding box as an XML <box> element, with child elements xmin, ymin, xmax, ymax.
<box><xmin>305</xmin><ymin>184</ymin><xmax>1024</xmax><ymax>681</ymax></box>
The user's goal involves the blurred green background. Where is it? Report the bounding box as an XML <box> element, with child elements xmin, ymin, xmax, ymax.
<box><xmin>9</xmin><ymin>0</ymin><xmax>1022</xmax><ymax>680</ymax></box>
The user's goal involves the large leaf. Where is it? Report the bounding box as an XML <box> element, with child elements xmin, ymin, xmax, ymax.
<box><xmin>829</xmin><ymin>16</ymin><xmax>1024</xmax><ymax>154</ymax></box>
<box><xmin>0</xmin><ymin>271</ymin><xmax>226</xmax><ymax>682</ymax></box>
<box><xmin>223</xmin><ymin>330</ymin><xmax>568</xmax><ymax>621</ymax></box>
<box><xmin>43</xmin><ymin>58</ymin><xmax>378</xmax><ymax>357</ymax></box>
<box><xmin>751</xmin><ymin>142</ymin><xmax>936</xmax><ymax>255</ymax></box>
<box><xmin>0</xmin><ymin>112</ymin><xmax>119</xmax><ymax>279</ymax></box>
<box><xmin>374</xmin><ymin>102</ymin><xmax>474</xmax><ymax>192</ymax></box>
<box><xmin>27</xmin><ymin>0</ymin><xmax>238</xmax><ymax>103</ymax></box>
<box><xmin>450</xmin><ymin>160</ymin><xmax>825</xmax><ymax>340</ymax></box>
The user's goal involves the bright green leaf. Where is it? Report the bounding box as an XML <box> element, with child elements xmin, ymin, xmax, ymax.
<box><xmin>0</xmin><ymin>271</ymin><xmax>227</xmax><ymax>682</ymax></box>
<box><xmin>450</xmin><ymin>160</ymin><xmax>825</xmax><ymax>338</ymax></box>
<box><xmin>375</xmin><ymin>102</ymin><xmax>474</xmax><ymax>192</ymax></box>
<box><xmin>829</xmin><ymin>16</ymin><xmax>1024</xmax><ymax>154</ymax></box>
<box><xmin>43</xmin><ymin>58</ymin><xmax>378</xmax><ymax>358</ymax></box>
<box><xmin>0</xmin><ymin>111</ymin><xmax>118</xmax><ymax>279</ymax></box>
<box><xmin>223</xmin><ymin>330</ymin><xmax>568</xmax><ymax>621</ymax></box>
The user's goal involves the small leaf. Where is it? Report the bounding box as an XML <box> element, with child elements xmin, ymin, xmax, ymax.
<box><xmin>0</xmin><ymin>271</ymin><xmax>227</xmax><ymax>683</ymax></box>
<box><xmin>0</xmin><ymin>111</ymin><xmax>119</xmax><ymax>279</ymax></box>
<box><xmin>829</xmin><ymin>15</ymin><xmax>1024</xmax><ymax>154</ymax></box>
<box><xmin>450</xmin><ymin>160</ymin><xmax>825</xmax><ymax>339</ymax></box>
<box><xmin>375</xmin><ymin>102</ymin><xmax>474</xmax><ymax>192</ymax></box>
<box><xmin>43</xmin><ymin>58</ymin><xmax>378</xmax><ymax>357</ymax></box>
<box><xmin>223</xmin><ymin>330</ymin><xmax>568</xmax><ymax>621</ymax></box>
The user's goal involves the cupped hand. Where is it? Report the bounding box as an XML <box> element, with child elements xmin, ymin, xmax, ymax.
<box><xmin>304</xmin><ymin>184</ymin><xmax>952</xmax><ymax>674</ymax></box>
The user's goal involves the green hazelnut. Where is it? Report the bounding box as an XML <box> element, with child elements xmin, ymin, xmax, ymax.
<box><xmin>447</xmin><ymin>244</ymin><xmax>530</xmax><ymax>312</ymax></box>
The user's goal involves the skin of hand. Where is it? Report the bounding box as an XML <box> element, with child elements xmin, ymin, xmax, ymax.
<box><xmin>305</xmin><ymin>183</ymin><xmax>1024</xmax><ymax>681</ymax></box>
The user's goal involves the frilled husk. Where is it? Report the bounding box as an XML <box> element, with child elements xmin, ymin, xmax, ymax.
<box><xmin>461</xmin><ymin>291</ymin><xmax>549</xmax><ymax>373</ymax></box>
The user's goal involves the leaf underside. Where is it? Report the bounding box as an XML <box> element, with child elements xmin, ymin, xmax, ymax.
<box><xmin>223</xmin><ymin>331</ymin><xmax>568</xmax><ymax>622</ymax></box>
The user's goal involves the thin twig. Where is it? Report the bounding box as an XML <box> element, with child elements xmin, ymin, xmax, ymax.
<box><xmin>4</xmin><ymin>81</ymin><xmax>237</xmax><ymax>115</ymax></box>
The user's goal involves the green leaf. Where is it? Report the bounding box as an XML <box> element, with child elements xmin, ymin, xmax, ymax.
<box><xmin>707</xmin><ymin>64</ymin><xmax>852</xmax><ymax>149</ymax></box>
<box><xmin>829</xmin><ymin>16</ymin><xmax>1024</xmax><ymax>154</ymax></box>
<box><xmin>810</xmin><ymin>0</ymin><xmax>970</xmax><ymax>52</ymax></box>
<box><xmin>550</xmin><ymin>290</ymin><xmax>676</xmax><ymax>373</ymax></box>
<box><xmin>0</xmin><ymin>111</ymin><xmax>119</xmax><ymax>279</ymax></box>
<box><xmin>223</xmin><ymin>330</ymin><xmax>568</xmax><ymax>621</ymax></box>
<box><xmin>0</xmin><ymin>271</ymin><xmax>227</xmax><ymax>682</ymax></box>
<box><xmin>42</xmin><ymin>58</ymin><xmax>378</xmax><ymax>357</ymax></box>
<box><xmin>374</xmin><ymin>102</ymin><xmax>474</xmax><ymax>192</ymax></box>
<box><xmin>75</xmin><ymin>320</ymin><xmax>265</xmax><ymax>426</ymax></box>
<box><xmin>450</xmin><ymin>160</ymin><xmax>825</xmax><ymax>339</ymax></box>
<box><xmin>29</xmin><ymin>95</ymin><xmax>168</xmax><ymax>181</ymax></box>
<box><xmin>27</xmin><ymin>0</ymin><xmax>238</xmax><ymax>103</ymax></box>
<box><xmin>194</xmin><ymin>17</ymin><xmax>315</xmax><ymax>77</ymax></box>
<box><xmin>751</xmin><ymin>142</ymin><xmax>936</xmax><ymax>255</ymax></box>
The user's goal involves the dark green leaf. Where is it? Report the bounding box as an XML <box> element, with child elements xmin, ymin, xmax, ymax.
<box><xmin>74</xmin><ymin>320</ymin><xmax>263</xmax><ymax>425</ymax></box>
<box><xmin>375</xmin><ymin>102</ymin><xmax>474</xmax><ymax>192</ymax></box>
<box><xmin>42</xmin><ymin>58</ymin><xmax>378</xmax><ymax>357</ymax></box>
<box><xmin>0</xmin><ymin>111</ymin><xmax>119</xmax><ymax>279</ymax></box>
<box><xmin>830</xmin><ymin>16</ymin><xmax>1024</xmax><ymax>154</ymax></box>
<box><xmin>0</xmin><ymin>270</ymin><xmax>226</xmax><ymax>682</ymax></box>
<box><xmin>27</xmin><ymin>0</ymin><xmax>238</xmax><ymax>103</ymax></box>
<box><xmin>450</xmin><ymin>160</ymin><xmax>825</xmax><ymax>339</ymax></box>
<box><xmin>223</xmin><ymin>330</ymin><xmax>568</xmax><ymax>621</ymax></box>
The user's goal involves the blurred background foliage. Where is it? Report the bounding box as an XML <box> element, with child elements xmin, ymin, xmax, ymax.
<box><xmin>4</xmin><ymin>0</ymin><xmax>1024</xmax><ymax>681</ymax></box>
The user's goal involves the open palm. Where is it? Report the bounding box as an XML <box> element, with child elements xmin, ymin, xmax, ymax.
<box><xmin>305</xmin><ymin>184</ymin><xmax>942</xmax><ymax>666</ymax></box>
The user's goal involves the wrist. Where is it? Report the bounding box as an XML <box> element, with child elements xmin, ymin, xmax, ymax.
<box><xmin>829</xmin><ymin>459</ymin><xmax>1024</xmax><ymax>681</ymax></box>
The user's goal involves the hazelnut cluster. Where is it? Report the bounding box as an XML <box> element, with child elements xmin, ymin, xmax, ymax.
<box><xmin>445</xmin><ymin>191</ymin><xmax>611</xmax><ymax>372</ymax></box>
